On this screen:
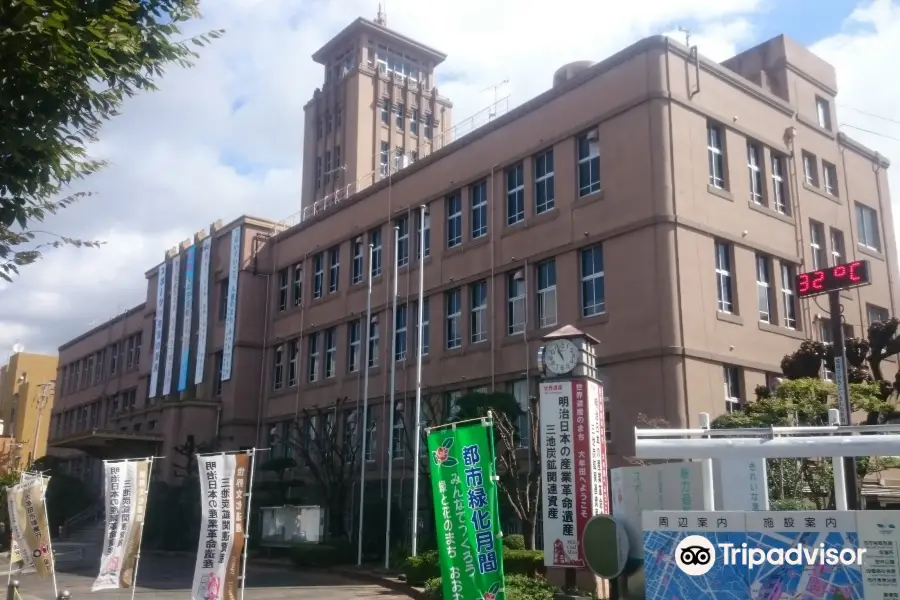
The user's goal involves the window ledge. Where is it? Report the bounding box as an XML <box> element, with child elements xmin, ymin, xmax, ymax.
<box><xmin>716</xmin><ymin>311</ymin><xmax>743</xmax><ymax>325</ymax></box>
<box><xmin>802</xmin><ymin>182</ymin><xmax>841</xmax><ymax>204</ymax></box>
<box><xmin>858</xmin><ymin>245</ymin><xmax>884</xmax><ymax>261</ymax></box>
<box><xmin>574</xmin><ymin>189</ymin><xmax>605</xmax><ymax>207</ymax></box>
<box><xmin>796</xmin><ymin>114</ymin><xmax>837</xmax><ymax>141</ymax></box>
<box><xmin>708</xmin><ymin>185</ymin><xmax>734</xmax><ymax>202</ymax></box>
<box><xmin>758</xmin><ymin>321</ymin><xmax>805</xmax><ymax>339</ymax></box>
<box><xmin>747</xmin><ymin>200</ymin><xmax>794</xmax><ymax>224</ymax></box>
<box><xmin>576</xmin><ymin>312</ymin><xmax>610</xmax><ymax>327</ymax></box>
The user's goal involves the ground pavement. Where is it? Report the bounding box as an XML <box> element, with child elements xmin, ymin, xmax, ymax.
<box><xmin>4</xmin><ymin>550</ymin><xmax>411</xmax><ymax>600</ymax></box>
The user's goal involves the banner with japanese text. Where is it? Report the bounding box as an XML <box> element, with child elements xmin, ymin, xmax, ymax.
<box><xmin>427</xmin><ymin>421</ymin><xmax>506</xmax><ymax>600</ymax></box>
<box><xmin>191</xmin><ymin>452</ymin><xmax>251</xmax><ymax>600</ymax></box>
<box><xmin>10</xmin><ymin>477</ymin><xmax>53</xmax><ymax>578</ymax></box>
<box><xmin>7</xmin><ymin>488</ymin><xmax>32</xmax><ymax>569</ymax></box>
<box><xmin>92</xmin><ymin>459</ymin><xmax>152</xmax><ymax>590</ymax></box>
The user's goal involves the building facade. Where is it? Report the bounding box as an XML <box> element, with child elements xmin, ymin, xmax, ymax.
<box><xmin>0</xmin><ymin>351</ymin><xmax>58</xmax><ymax>468</ymax></box>
<box><xmin>49</xmin><ymin>22</ymin><xmax>899</xmax><ymax>526</ymax></box>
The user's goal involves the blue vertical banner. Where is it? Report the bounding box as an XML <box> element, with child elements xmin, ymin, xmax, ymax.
<box><xmin>162</xmin><ymin>253</ymin><xmax>181</xmax><ymax>396</ymax></box>
<box><xmin>149</xmin><ymin>263</ymin><xmax>167</xmax><ymax>399</ymax></box>
<box><xmin>178</xmin><ymin>245</ymin><xmax>196</xmax><ymax>392</ymax></box>
<box><xmin>221</xmin><ymin>227</ymin><xmax>242</xmax><ymax>381</ymax></box>
<box><xmin>194</xmin><ymin>236</ymin><xmax>212</xmax><ymax>386</ymax></box>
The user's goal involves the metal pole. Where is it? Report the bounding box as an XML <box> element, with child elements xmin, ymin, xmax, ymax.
<box><xmin>828</xmin><ymin>409</ymin><xmax>849</xmax><ymax>510</ymax></box>
<box><xmin>384</xmin><ymin>226</ymin><xmax>400</xmax><ymax>569</ymax></box>
<box><xmin>240</xmin><ymin>448</ymin><xmax>259</xmax><ymax>600</ymax></box>
<box><xmin>410</xmin><ymin>205</ymin><xmax>426</xmax><ymax>557</ymax></box>
<box><xmin>698</xmin><ymin>413</ymin><xmax>716</xmax><ymax>510</ymax></box>
<box><xmin>357</xmin><ymin>244</ymin><xmax>374</xmax><ymax>566</ymax></box>
<box><xmin>39</xmin><ymin>474</ymin><xmax>58</xmax><ymax>600</ymax></box>
<box><xmin>829</xmin><ymin>290</ymin><xmax>860</xmax><ymax>510</ymax></box>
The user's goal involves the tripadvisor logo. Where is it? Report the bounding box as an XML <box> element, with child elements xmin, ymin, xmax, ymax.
<box><xmin>673</xmin><ymin>535</ymin><xmax>867</xmax><ymax>576</ymax></box>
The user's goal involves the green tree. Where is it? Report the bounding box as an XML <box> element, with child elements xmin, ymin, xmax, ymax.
<box><xmin>452</xmin><ymin>391</ymin><xmax>541</xmax><ymax>550</ymax></box>
<box><xmin>0</xmin><ymin>0</ymin><xmax>222</xmax><ymax>280</ymax></box>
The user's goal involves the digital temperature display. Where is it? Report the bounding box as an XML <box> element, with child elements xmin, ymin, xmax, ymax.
<box><xmin>796</xmin><ymin>260</ymin><xmax>872</xmax><ymax>298</ymax></box>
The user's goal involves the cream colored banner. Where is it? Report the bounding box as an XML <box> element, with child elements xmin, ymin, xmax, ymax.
<box><xmin>7</xmin><ymin>486</ymin><xmax>32</xmax><ymax>569</ymax></box>
<box><xmin>13</xmin><ymin>478</ymin><xmax>53</xmax><ymax>579</ymax></box>
<box><xmin>92</xmin><ymin>459</ymin><xmax>152</xmax><ymax>591</ymax></box>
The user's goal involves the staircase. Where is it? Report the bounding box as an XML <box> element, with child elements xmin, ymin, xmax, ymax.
<box><xmin>54</xmin><ymin>505</ymin><xmax>105</xmax><ymax>566</ymax></box>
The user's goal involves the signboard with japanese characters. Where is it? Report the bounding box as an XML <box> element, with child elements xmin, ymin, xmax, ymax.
<box><xmin>10</xmin><ymin>477</ymin><xmax>53</xmax><ymax>579</ymax></box>
<box><xmin>715</xmin><ymin>458</ymin><xmax>770</xmax><ymax>511</ymax></box>
<box><xmin>539</xmin><ymin>378</ymin><xmax>608</xmax><ymax>568</ymax></box>
<box><xmin>191</xmin><ymin>452</ymin><xmax>251</xmax><ymax>600</ymax></box>
<box><xmin>7</xmin><ymin>485</ymin><xmax>33</xmax><ymax>570</ymax></box>
<box><xmin>857</xmin><ymin>510</ymin><xmax>900</xmax><ymax>599</ymax></box>
<box><xmin>426</xmin><ymin>421</ymin><xmax>506</xmax><ymax>600</ymax></box>
<box><xmin>93</xmin><ymin>459</ymin><xmax>152</xmax><ymax>590</ymax></box>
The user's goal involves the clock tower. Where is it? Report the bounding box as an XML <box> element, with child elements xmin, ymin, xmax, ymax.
<box><xmin>538</xmin><ymin>325</ymin><xmax>600</xmax><ymax>380</ymax></box>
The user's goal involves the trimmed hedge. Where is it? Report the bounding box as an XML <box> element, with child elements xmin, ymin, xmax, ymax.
<box><xmin>402</xmin><ymin>550</ymin><xmax>441</xmax><ymax>586</ymax></box>
<box><xmin>502</xmin><ymin>534</ymin><xmax>526</xmax><ymax>550</ymax></box>
<box><xmin>288</xmin><ymin>542</ymin><xmax>353</xmax><ymax>567</ymax></box>
<box><xmin>402</xmin><ymin>549</ymin><xmax>543</xmax><ymax>585</ymax></box>
<box><xmin>423</xmin><ymin>574</ymin><xmax>559</xmax><ymax>600</ymax></box>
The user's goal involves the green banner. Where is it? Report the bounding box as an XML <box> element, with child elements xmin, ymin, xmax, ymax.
<box><xmin>427</xmin><ymin>421</ymin><xmax>506</xmax><ymax>600</ymax></box>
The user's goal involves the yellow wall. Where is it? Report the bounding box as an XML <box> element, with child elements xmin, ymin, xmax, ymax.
<box><xmin>0</xmin><ymin>352</ymin><xmax>58</xmax><ymax>467</ymax></box>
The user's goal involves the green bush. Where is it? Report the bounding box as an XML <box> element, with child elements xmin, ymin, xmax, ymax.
<box><xmin>503</xmin><ymin>549</ymin><xmax>544</xmax><ymax>576</ymax></box>
<box><xmin>502</xmin><ymin>534</ymin><xmax>525</xmax><ymax>550</ymax></box>
<box><xmin>402</xmin><ymin>550</ymin><xmax>440</xmax><ymax>586</ymax></box>
<box><xmin>288</xmin><ymin>542</ymin><xmax>352</xmax><ymax>567</ymax></box>
<box><xmin>423</xmin><ymin>574</ymin><xmax>558</xmax><ymax>600</ymax></box>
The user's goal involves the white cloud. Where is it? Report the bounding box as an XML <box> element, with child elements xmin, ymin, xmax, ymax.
<box><xmin>5</xmin><ymin>0</ymin><xmax>900</xmax><ymax>355</ymax></box>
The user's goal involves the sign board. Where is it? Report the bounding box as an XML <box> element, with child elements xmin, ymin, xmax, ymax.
<box><xmin>582</xmin><ymin>514</ymin><xmax>629</xmax><ymax>579</ymax></box>
<box><xmin>714</xmin><ymin>458</ymin><xmax>769</xmax><ymax>511</ymax></box>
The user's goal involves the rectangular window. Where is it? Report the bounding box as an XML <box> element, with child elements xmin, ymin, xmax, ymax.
<box><xmin>395</xmin><ymin>304</ymin><xmax>408</xmax><ymax>361</ymax></box>
<box><xmin>810</xmin><ymin>220</ymin><xmax>827</xmax><ymax>270</ymax></box>
<box><xmin>471</xmin><ymin>180</ymin><xmax>488</xmax><ymax>239</ymax></box>
<box><xmin>577</xmin><ymin>129</ymin><xmax>601</xmax><ymax>196</ymax></box>
<box><xmin>867</xmin><ymin>303</ymin><xmax>890</xmax><ymax>326</ymax></box>
<box><xmin>756</xmin><ymin>254</ymin><xmax>772</xmax><ymax>323</ymax></box>
<box><xmin>416</xmin><ymin>207</ymin><xmax>431</xmax><ymax>259</ymax></box>
<box><xmin>381</xmin><ymin>100</ymin><xmax>390</xmax><ymax>125</ymax></box>
<box><xmin>273</xmin><ymin>345</ymin><xmax>284</xmax><ymax>391</ymax></box>
<box><xmin>292</xmin><ymin>264</ymin><xmax>303</xmax><ymax>306</ymax></box>
<box><xmin>276</xmin><ymin>268</ymin><xmax>289</xmax><ymax>311</ymax></box>
<box><xmin>380</xmin><ymin>141</ymin><xmax>389</xmax><ymax>176</ymax></box>
<box><xmin>823</xmin><ymin>161</ymin><xmax>838</xmax><ymax>196</ymax></box>
<box><xmin>781</xmin><ymin>263</ymin><xmax>797</xmax><ymax>329</ymax></box>
<box><xmin>856</xmin><ymin>202</ymin><xmax>882</xmax><ymax>251</ymax></box>
<box><xmin>370</xmin><ymin>228</ymin><xmax>383</xmax><ymax>277</ymax></box>
<box><xmin>507</xmin><ymin>272</ymin><xmax>526</xmax><ymax>335</ymax></box>
<box><xmin>351</xmin><ymin>239</ymin><xmax>364</xmax><ymax>284</ymax></box>
<box><xmin>392</xmin><ymin>407</ymin><xmax>405</xmax><ymax>459</ymax></box>
<box><xmin>707</xmin><ymin>123</ymin><xmax>725</xmax><ymax>188</ymax></box>
<box><xmin>325</xmin><ymin>328</ymin><xmax>336</xmax><ymax>378</ymax></box>
<box><xmin>410</xmin><ymin>108</ymin><xmax>419</xmax><ymax>135</ymax></box>
<box><xmin>396</xmin><ymin>103</ymin><xmax>405</xmax><ymax>129</ymax></box>
<box><xmin>414</xmin><ymin>298</ymin><xmax>430</xmax><ymax>356</ymax></box>
<box><xmin>218</xmin><ymin>278</ymin><xmax>229</xmax><ymax>320</ymax></box>
<box><xmin>830</xmin><ymin>228</ymin><xmax>845</xmax><ymax>266</ymax></box>
<box><xmin>288</xmin><ymin>339</ymin><xmax>299</xmax><ymax>387</ymax></box>
<box><xmin>313</xmin><ymin>253</ymin><xmax>324</xmax><ymax>299</ymax></box>
<box><xmin>425</xmin><ymin>113</ymin><xmax>433</xmax><ymax>139</ymax></box>
<box><xmin>368</xmin><ymin>316</ymin><xmax>379</xmax><ymax>368</ymax></box>
<box><xmin>506</xmin><ymin>163</ymin><xmax>525</xmax><ymax>225</ymax></box>
<box><xmin>324</xmin><ymin>151</ymin><xmax>332</xmax><ymax>184</ymax></box>
<box><xmin>328</xmin><ymin>247</ymin><xmax>340</xmax><ymax>293</ymax></box>
<box><xmin>747</xmin><ymin>142</ymin><xmax>763</xmax><ymax>204</ymax></box>
<box><xmin>724</xmin><ymin>366</ymin><xmax>741</xmax><ymax>412</ymax></box>
<box><xmin>110</xmin><ymin>343</ymin><xmax>119</xmax><ymax>375</ymax></box>
<box><xmin>447</xmin><ymin>192</ymin><xmax>462</xmax><ymax>248</ymax></box>
<box><xmin>470</xmin><ymin>280</ymin><xmax>487</xmax><ymax>344</ymax></box>
<box><xmin>348</xmin><ymin>320</ymin><xmax>361</xmax><ymax>372</ymax></box>
<box><xmin>307</xmin><ymin>333</ymin><xmax>320</xmax><ymax>383</ymax></box>
<box><xmin>816</xmin><ymin>96</ymin><xmax>832</xmax><ymax>130</ymax></box>
<box><xmin>396</xmin><ymin>215</ymin><xmax>409</xmax><ymax>267</ymax></box>
<box><xmin>771</xmin><ymin>153</ymin><xmax>788</xmax><ymax>214</ymax></box>
<box><xmin>134</xmin><ymin>332</ymin><xmax>141</xmax><ymax>366</ymax></box>
<box><xmin>536</xmin><ymin>260</ymin><xmax>557</xmax><ymax>329</ymax></box>
<box><xmin>802</xmin><ymin>151</ymin><xmax>819</xmax><ymax>186</ymax></box>
<box><xmin>445</xmin><ymin>288</ymin><xmax>462</xmax><ymax>349</ymax></box>
<box><xmin>715</xmin><ymin>242</ymin><xmax>734</xmax><ymax>314</ymax></box>
<box><xmin>534</xmin><ymin>149</ymin><xmax>555</xmax><ymax>214</ymax></box>
<box><xmin>365</xmin><ymin>409</ymin><xmax>376</xmax><ymax>461</ymax></box>
<box><xmin>580</xmin><ymin>245</ymin><xmax>606</xmax><ymax>317</ymax></box>
<box><xmin>126</xmin><ymin>336</ymin><xmax>136</xmax><ymax>369</ymax></box>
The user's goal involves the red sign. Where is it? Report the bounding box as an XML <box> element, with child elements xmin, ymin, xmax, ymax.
<box><xmin>796</xmin><ymin>260</ymin><xmax>871</xmax><ymax>299</ymax></box>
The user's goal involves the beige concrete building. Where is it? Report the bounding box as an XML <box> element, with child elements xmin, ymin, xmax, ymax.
<box><xmin>0</xmin><ymin>351</ymin><xmax>58</xmax><ymax>467</ymax></box>
<box><xmin>49</xmin><ymin>20</ymin><xmax>899</xmax><ymax>533</ymax></box>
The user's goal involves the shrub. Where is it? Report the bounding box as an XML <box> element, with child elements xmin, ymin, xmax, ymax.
<box><xmin>288</xmin><ymin>542</ymin><xmax>352</xmax><ymax>567</ymax></box>
<box><xmin>402</xmin><ymin>550</ymin><xmax>440</xmax><ymax>586</ymax></box>
<box><xmin>503</xmin><ymin>549</ymin><xmax>544</xmax><ymax>576</ymax></box>
<box><xmin>502</xmin><ymin>534</ymin><xmax>525</xmax><ymax>550</ymax></box>
<box><xmin>423</xmin><ymin>574</ymin><xmax>558</xmax><ymax>600</ymax></box>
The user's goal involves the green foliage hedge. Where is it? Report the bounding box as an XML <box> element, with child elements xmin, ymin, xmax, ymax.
<box><xmin>402</xmin><ymin>549</ymin><xmax>543</xmax><ymax>586</ymax></box>
<box><xmin>288</xmin><ymin>542</ymin><xmax>353</xmax><ymax>567</ymax></box>
<box><xmin>423</xmin><ymin>574</ymin><xmax>559</xmax><ymax>600</ymax></box>
<box><xmin>502</xmin><ymin>534</ymin><xmax>525</xmax><ymax>550</ymax></box>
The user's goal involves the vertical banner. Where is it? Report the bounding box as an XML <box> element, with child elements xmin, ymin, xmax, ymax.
<box><xmin>179</xmin><ymin>246</ymin><xmax>196</xmax><ymax>392</ymax></box>
<box><xmin>7</xmin><ymin>486</ymin><xmax>32</xmax><ymax>569</ymax></box>
<box><xmin>92</xmin><ymin>459</ymin><xmax>152</xmax><ymax>591</ymax></box>
<box><xmin>540</xmin><ymin>379</ymin><xmax>607</xmax><ymax>568</ymax></box>
<box><xmin>13</xmin><ymin>478</ymin><xmax>53</xmax><ymax>579</ymax></box>
<box><xmin>221</xmin><ymin>228</ymin><xmax>242</xmax><ymax>381</ymax></box>
<box><xmin>191</xmin><ymin>452</ymin><xmax>251</xmax><ymax>600</ymax></box>
<box><xmin>194</xmin><ymin>236</ymin><xmax>212</xmax><ymax>385</ymax></box>
<box><xmin>426</xmin><ymin>422</ymin><xmax>506</xmax><ymax>600</ymax></box>
<box><xmin>149</xmin><ymin>262</ymin><xmax>167</xmax><ymax>399</ymax></box>
<box><xmin>162</xmin><ymin>253</ymin><xmax>182</xmax><ymax>396</ymax></box>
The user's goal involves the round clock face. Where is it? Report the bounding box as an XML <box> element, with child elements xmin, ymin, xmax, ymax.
<box><xmin>544</xmin><ymin>339</ymin><xmax>579</xmax><ymax>375</ymax></box>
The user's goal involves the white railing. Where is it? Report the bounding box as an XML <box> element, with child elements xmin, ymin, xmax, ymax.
<box><xmin>272</xmin><ymin>95</ymin><xmax>512</xmax><ymax>233</ymax></box>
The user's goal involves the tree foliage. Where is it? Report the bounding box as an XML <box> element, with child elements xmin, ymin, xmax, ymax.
<box><xmin>0</xmin><ymin>0</ymin><xmax>222</xmax><ymax>280</ymax></box>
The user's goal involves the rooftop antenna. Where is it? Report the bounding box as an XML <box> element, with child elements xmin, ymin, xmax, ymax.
<box><xmin>677</xmin><ymin>25</ymin><xmax>691</xmax><ymax>48</ymax></box>
<box><xmin>375</xmin><ymin>2</ymin><xmax>387</xmax><ymax>27</ymax></box>
<box><xmin>483</xmin><ymin>79</ymin><xmax>509</xmax><ymax>120</ymax></box>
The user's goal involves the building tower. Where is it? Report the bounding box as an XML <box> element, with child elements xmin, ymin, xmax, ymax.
<box><xmin>300</xmin><ymin>15</ymin><xmax>454</xmax><ymax>213</ymax></box>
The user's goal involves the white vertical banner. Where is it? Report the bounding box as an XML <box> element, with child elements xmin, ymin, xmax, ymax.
<box><xmin>194</xmin><ymin>236</ymin><xmax>212</xmax><ymax>385</ymax></box>
<box><xmin>92</xmin><ymin>459</ymin><xmax>152</xmax><ymax>591</ymax></box>
<box><xmin>191</xmin><ymin>452</ymin><xmax>252</xmax><ymax>600</ymax></box>
<box><xmin>179</xmin><ymin>245</ymin><xmax>196</xmax><ymax>392</ymax></box>
<box><xmin>221</xmin><ymin>227</ymin><xmax>242</xmax><ymax>381</ymax></box>
<box><xmin>149</xmin><ymin>262</ymin><xmax>167</xmax><ymax>399</ymax></box>
<box><xmin>162</xmin><ymin>254</ymin><xmax>181</xmax><ymax>396</ymax></box>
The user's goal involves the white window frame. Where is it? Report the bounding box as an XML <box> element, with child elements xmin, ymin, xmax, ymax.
<box><xmin>756</xmin><ymin>255</ymin><xmax>772</xmax><ymax>323</ymax></box>
<box><xmin>534</xmin><ymin>149</ymin><xmax>555</xmax><ymax>214</ymax></box>
<box><xmin>368</xmin><ymin>316</ymin><xmax>379</xmax><ymax>369</ymax></box>
<box><xmin>580</xmin><ymin>245</ymin><xmax>605</xmax><ymax>317</ymax></box>
<box><xmin>470</xmin><ymin>281</ymin><xmax>487</xmax><ymax>344</ymax></box>
<box><xmin>365</xmin><ymin>410</ymin><xmax>377</xmax><ymax>462</ymax></box>
<box><xmin>507</xmin><ymin>273</ymin><xmax>526</xmax><ymax>335</ymax></box>
<box><xmin>830</xmin><ymin>228</ymin><xmax>845</xmax><ymax>266</ymax></box>
<box><xmin>471</xmin><ymin>181</ymin><xmax>487</xmax><ymax>239</ymax></box>
<box><xmin>395</xmin><ymin>304</ymin><xmax>408</xmax><ymax>361</ymax></box>
<box><xmin>577</xmin><ymin>130</ymin><xmax>601</xmax><ymax>197</ymax></box>
<box><xmin>416</xmin><ymin>208</ymin><xmax>431</xmax><ymax>259</ymax></box>
<box><xmin>816</xmin><ymin>96</ymin><xmax>832</xmax><ymax>130</ymax></box>
<box><xmin>392</xmin><ymin>407</ymin><xmax>405</xmax><ymax>460</ymax></box>
<box><xmin>747</xmin><ymin>142</ymin><xmax>763</xmax><ymax>204</ymax></box>
<box><xmin>856</xmin><ymin>203</ymin><xmax>881</xmax><ymax>252</ymax></box>
<box><xmin>313</xmin><ymin>253</ymin><xmax>324</xmax><ymax>299</ymax></box>
<box><xmin>288</xmin><ymin>339</ymin><xmax>299</xmax><ymax>387</ymax></box>
<box><xmin>771</xmin><ymin>154</ymin><xmax>788</xmax><ymax>214</ymax></box>
<box><xmin>307</xmin><ymin>333</ymin><xmax>320</xmax><ymax>383</ymax></box>
<box><xmin>292</xmin><ymin>264</ymin><xmax>303</xmax><ymax>306</ymax></box>
<box><xmin>328</xmin><ymin>247</ymin><xmax>340</xmax><ymax>293</ymax></box>
<box><xmin>273</xmin><ymin>344</ymin><xmax>285</xmax><ymax>390</ymax></box>
<box><xmin>867</xmin><ymin>304</ymin><xmax>890</xmax><ymax>326</ymax></box>
<box><xmin>810</xmin><ymin>221</ymin><xmax>826</xmax><ymax>270</ymax></box>
<box><xmin>507</xmin><ymin>379</ymin><xmax>530</xmax><ymax>449</ymax></box>
<box><xmin>278</xmin><ymin>269</ymin><xmax>289</xmax><ymax>311</ymax></box>
<box><xmin>781</xmin><ymin>263</ymin><xmax>797</xmax><ymax>329</ymax></box>
<box><xmin>352</xmin><ymin>240</ymin><xmax>364</xmax><ymax>284</ymax></box>
<box><xmin>715</xmin><ymin>242</ymin><xmax>733</xmax><ymax>314</ymax></box>
<box><xmin>707</xmin><ymin>123</ymin><xmax>725</xmax><ymax>189</ymax></box>
<box><xmin>447</xmin><ymin>193</ymin><xmax>462</xmax><ymax>248</ymax></box>
<box><xmin>803</xmin><ymin>152</ymin><xmax>818</xmax><ymax>186</ymax></box>
<box><xmin>414</xmin><ymin>298</ymin><xmax>430</xmax><ymax>356</ymax></box>
<box><xmin>397</xmin><ymin>215</ymin><xmax>409</xmax><ymax>267</ymax></box>
<box><xmin>536</xmin><ymin>260</ymin><xmax>557</xmax><ymax>329</ymax></box>
<box><xmin>370</xmin><ymin>228</ymin><xmax>383</xmax><ymax>277</ymax></box>
<box><xmin>724</xmin><ymin>366</ymin><xmax>741</xmax><ymax>412</ymax></box>
<box><xmin>348</xmin><ymin>320</ymin><xmax>361</xmax><ymax>372</ymax></box>
<box><xmin>506</xmin><ymin>163</ymin><xmax>525</xmax><ymax>225</ymax></box>
<box><xmin>446</xmin><ymin>289</ymin><xmax>462</xmax><ymax>349</ymax></box>
<box><xmin>823</xmin><ymin>161</ymin><xmax>838</xmax><ymax>196</ymax></box>
<box><xmin>325</xmin><ymin>328</ymin><xmax>336</xmax><ymax>378</ymax></box>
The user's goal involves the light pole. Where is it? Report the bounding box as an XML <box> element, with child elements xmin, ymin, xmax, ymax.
<box><xmin>410</xmin><ymin>205</ymin><xmax>427</xmax><ymax>557</ymax></box>
<box><xmin>384</xmin><ymin>226</ymin><xmax>400</xmax><ymax>568</ymax></box>
<box><xmin>30</xmin><ymin>381</ymin><xmax>55</xmax><ymax>467</ymax></box>
<box><xmin>357</xmin><ymin>244</ymin><xmax>374</xmax><ymax>566</ymax></box>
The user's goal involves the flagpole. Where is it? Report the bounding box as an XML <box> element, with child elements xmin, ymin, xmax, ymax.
<box><xmin>357</xmin><ymin>244</ymin><xmax>374</xmax><ymax>566</ymax></box>
<box><xmin>38</xmin><ymin>474</ymin><xmax>58</xmax><ymax>600</ymax></box>
<box><xmin>240</xmin><ymin>448</ymin><xmax>259</xmax><ymax>600</ymax></box>
<box><xmin>410</xmin><ymin>204</ymin><xmax>426</xmax><ymax>557</ymax></box>
<box><xmin>384</xmin><ymin>226</ymin><xmax>400</xmax><ymax>569</ymax></box>
<box><xmin>128</xmin><ymin>457</ymin><xmax>158</xmax><ymax>600</ymax></box>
